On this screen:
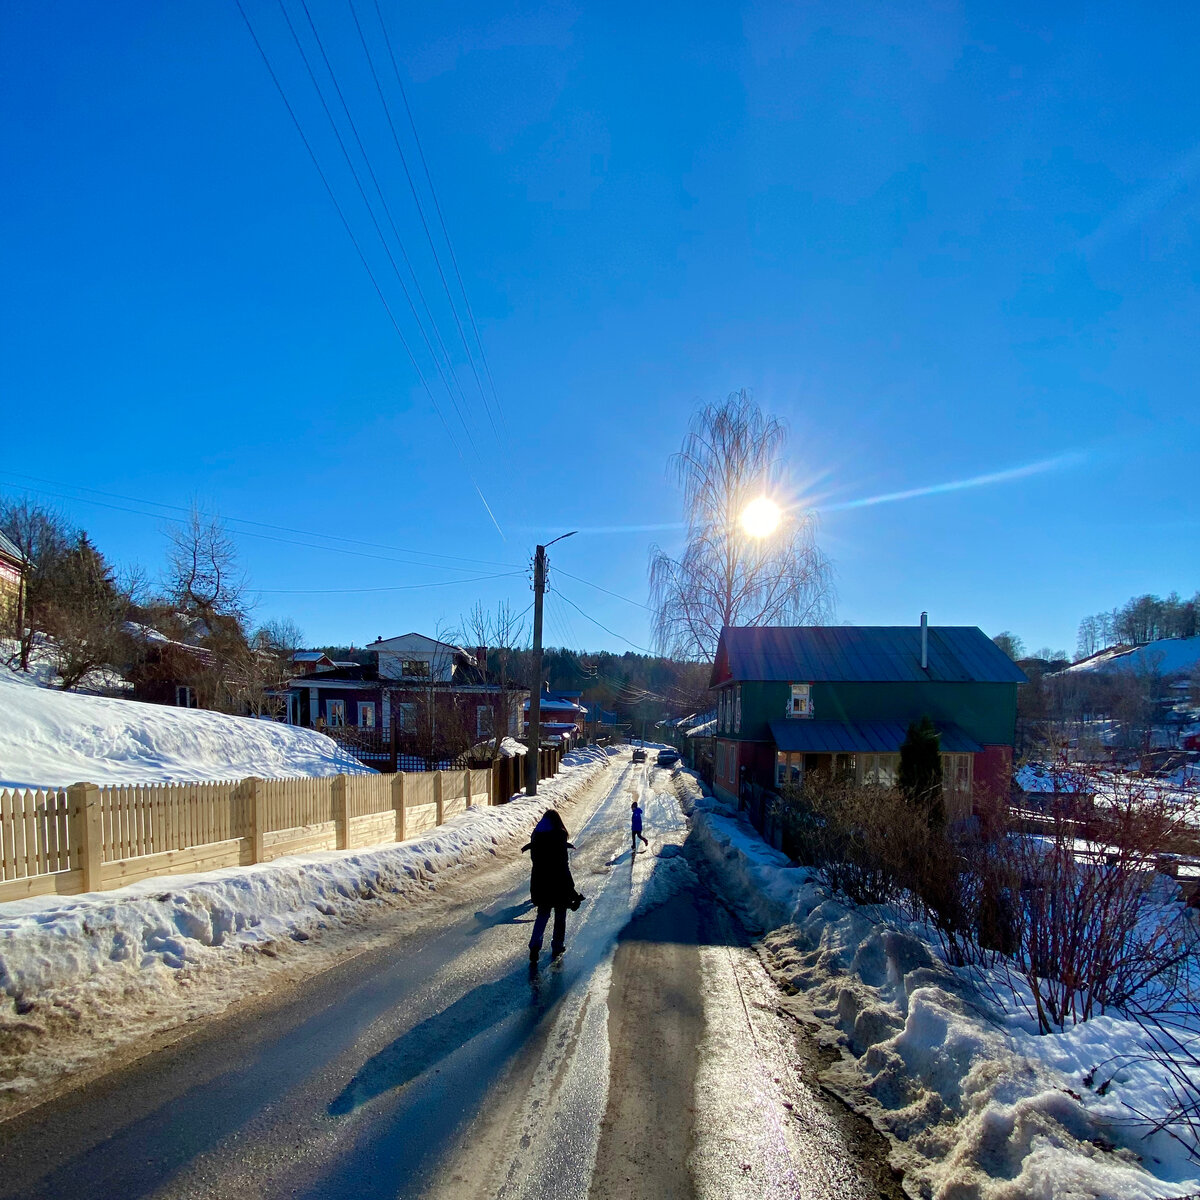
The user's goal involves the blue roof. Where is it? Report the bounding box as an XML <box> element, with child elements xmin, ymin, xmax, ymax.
<box><xmin>769</xmin><ymin>719</ymin><xmax>982</xmax><ymax>754</ymax></box>
<box><xmin>0</xmin><ymin>530</ymin><xmax>23</xmax><ymax>563</ymax></box>
<box><xmin>713</xmin><ymin>626</ymin><xmax>1027</xmax><ymax>686</ymax></box>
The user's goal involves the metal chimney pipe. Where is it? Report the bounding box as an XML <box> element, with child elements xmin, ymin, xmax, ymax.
<box><xmin>920</xmin><ymin>612</ymin><xmax>928</xmax><ymax>671</ymax></box>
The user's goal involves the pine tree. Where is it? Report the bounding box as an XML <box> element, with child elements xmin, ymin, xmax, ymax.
<box><xmin>898</xmin><ymin>716</ymin><xmax>945</xmax><ymax>830</ymax></box>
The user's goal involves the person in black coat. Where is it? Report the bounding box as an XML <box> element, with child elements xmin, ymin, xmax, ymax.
<box><xmin>521</xmin><ymin>808</ymin><xmax>581</xmax><ymax>963</ymax></box>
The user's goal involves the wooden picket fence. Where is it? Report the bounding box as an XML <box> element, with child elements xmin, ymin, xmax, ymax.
<box><xmin>0</xmin><ymin>766</ymin><xmax>495</xmax><ymax>904</ymax></box>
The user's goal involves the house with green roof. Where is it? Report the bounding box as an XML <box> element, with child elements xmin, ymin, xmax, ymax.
<box><xmin>709</xmin><ymin>617</ymin><xmax>1026</xmax><ymax>820</ymax></box>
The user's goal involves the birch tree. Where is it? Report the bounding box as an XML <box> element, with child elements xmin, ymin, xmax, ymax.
<box><xmin>648</xmin><ymin>390</ymin><xmax>832</xmax><ymax>661</ymax></box>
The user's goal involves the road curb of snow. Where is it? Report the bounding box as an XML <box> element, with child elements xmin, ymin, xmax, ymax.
<box><xmin>674</xmin><ymin>770</ymin><xmax>1199</xmax><ymax>1200</ymax></box>
<box><xmin>0</xmin><ymin>747</ymin><xmax>617</xmax><ymax>1114</ymax></box>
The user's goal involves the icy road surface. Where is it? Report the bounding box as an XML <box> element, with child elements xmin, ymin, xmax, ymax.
<box><xmin>0</xmin><ymin>755</ymin><xmax>900</xmax><ymax>1199</ymax></box>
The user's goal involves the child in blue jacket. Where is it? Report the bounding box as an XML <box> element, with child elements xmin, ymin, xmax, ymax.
<box><xmin>631</xmin><ymin>801</ymin><xmax>648</xmax><ymax>854</ymax></box>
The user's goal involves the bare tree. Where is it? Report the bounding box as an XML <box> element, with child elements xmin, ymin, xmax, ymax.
<box><xmin>164</xmin><ymin>506</ymin><xmax>247</xmax><ymax>624</ymax></box>
<box><xmin>992</xmin><ymin>631</ymin><xmax>1025</xmax><ymax>661</ymax></box>
<box><xmin>460</xmin><ymin>601</ymin><xmax>528</xmax><ymax>760</ymax></box>
<box><xmin>649</xmin><ymin>390</ymin><xmax>833</xmax><ymax>661</ymax></box>
<box><xmin>0</xmin><ymin>497</ymin><xmax>72</xmax><ymax>671</ymax></box>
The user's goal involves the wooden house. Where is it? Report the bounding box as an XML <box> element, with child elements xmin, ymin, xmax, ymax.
<box><xmin>0</xmin><ymin>530</ymin><xmax>25</xmax><ymax>637</ymax></box>
<box><xmin>709</xmin><ymin>618</ymin><xmax>1026</xmax><ymax>820</ymax></box>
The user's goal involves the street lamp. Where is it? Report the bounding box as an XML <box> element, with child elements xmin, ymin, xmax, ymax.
<box><xmin>527</xmin><ymin>531</ymin><xmax>577</xmax><ymax>796</ymax></box>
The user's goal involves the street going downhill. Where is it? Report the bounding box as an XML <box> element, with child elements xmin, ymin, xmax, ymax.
<box><xmin>0</xmin><ymin>754</ymin><xmax>899</xmax><ymax>1199</ymax></box>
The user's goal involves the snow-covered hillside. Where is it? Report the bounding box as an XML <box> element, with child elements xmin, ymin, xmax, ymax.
<box><xmin>0</xmin><ymin>667</ymin><xmax>370</xmax><ymax>789</ymax></box>
<box><xmin>1060</xmin><ymin>635</ymin><xmax>1200</xmax><ymax>677</ymax></box>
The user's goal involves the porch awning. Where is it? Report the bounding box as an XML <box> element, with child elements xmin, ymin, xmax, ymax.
<box><xmin>768</xmin><ymin>719</ymin><xmax>982</xmax><ymax>755</ymax></box>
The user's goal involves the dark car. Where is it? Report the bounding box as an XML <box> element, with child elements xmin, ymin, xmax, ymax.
<box><xmin>632</xmin><ymin>746</ymin><xmax>647</xmax><ymax>763</ymax></box>
<box><xmin>656</xmin><ymin>748</ymin><xmax>680</xmax><ymax>767</ymax></box>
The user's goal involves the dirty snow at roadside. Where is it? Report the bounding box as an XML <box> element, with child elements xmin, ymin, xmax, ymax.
<box><xmin>0</xmin><ymin>746</ymin><xmax>616</xmax><ymax>1111</ymax></box>
<box><xmin>0</xmin><ymin>665</ymin><xmax>370</xmax><ymax>788</ymax></box>
<box><xmin>675</xmin><ymin>770</ymin><xmax>1200</xmax><ymax>1200</ymax></box>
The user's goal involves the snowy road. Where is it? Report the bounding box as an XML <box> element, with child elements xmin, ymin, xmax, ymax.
<box><xmin>0</xmin><ymin>754</ymin><xmax>899</xmax><ymax>1199</ymax></box>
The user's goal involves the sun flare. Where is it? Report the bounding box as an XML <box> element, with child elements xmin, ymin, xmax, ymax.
<box><xmin>740</xmin><ymin>496</ymin><xmax>782</xmax><ymax>538</ymax></box>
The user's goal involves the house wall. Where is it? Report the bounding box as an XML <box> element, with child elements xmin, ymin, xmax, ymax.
<box><xmin>722</xmin><ymin>679</ymin><xmax>1018</xmax><ymax>749</ymax></box>
<box><xmin>0</xmin><ymin>555</ymin><xmax>21</xmax><ymax>635</ymax></box>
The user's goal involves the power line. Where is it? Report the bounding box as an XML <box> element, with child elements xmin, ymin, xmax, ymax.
<box><xmin>372</xmin><ymin>0</ymin><xmax>507</xmax><ymax>436</ymax></box>
<box><xmin>295</xmin><ymin>0</ymin><xmax>483</xmax><ymax>449</ymax></box>
<box><xmin>257</xmin><ymin>570</ymin><xmax>523</xmax><ymax>594</ymax></box>
<box><xmin>347</xmin><ymin>0</ymin><xmax>502</xmax><ymax>441</ymax></box>
<box><xmin>234</xmin><ymin>0</ymin><xmax>504</xmax><ymax>538</ymax></box>
<box><xmin>0</xmin><ymin>471</ymin><xmax>520</xmax><ymax>572</ymax></box>
<box><xmin>554</xmin><ymin>589</ymin><xmax>657</xmax><ymax>654</ymax></box>
<box><xmin>275</xmin><ymin>0</ymin><xmax>479</xmax><ymax>459</ymax></box>
<box><xmin>555</xmin><ymin>568</ymin><xmax>654</xmax><ymax>612</ymax></box>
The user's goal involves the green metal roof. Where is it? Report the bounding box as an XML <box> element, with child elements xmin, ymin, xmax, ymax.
<box><xmin>713</xmin><ymin>625</ymin><xmax>1027</xmax><ymax>686</ymax></box>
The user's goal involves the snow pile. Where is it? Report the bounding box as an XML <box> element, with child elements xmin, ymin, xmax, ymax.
<box><xmin>0</xmin><ymin>748</ymin><xmax>613</xmax><ymax>1109</ymax></box>
<box><xmin>674</xmin><ymin>770</ymin><xmax>1200</xmax><ymax>1200</ymax></box>
<box><xmin>0</xmin><ymin>665</ymin><xmax>369</xmax><ymax>788</ymax></box>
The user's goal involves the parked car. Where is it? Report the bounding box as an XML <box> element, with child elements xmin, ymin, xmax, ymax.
<box><xmin>656</xmin><ymin>748</ymin><xmax>680</xmax><ymax>767</ymax></box>
<box><xmin>632</xmin><ymin>746</ymin><xmax>647</xmax><ymax>763</ymax></box>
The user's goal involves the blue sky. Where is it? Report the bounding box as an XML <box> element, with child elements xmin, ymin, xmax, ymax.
<box><xmin>3</xmin><ymin>1</ymin><xmax>1197</xmax><ymax>658</ymax></box>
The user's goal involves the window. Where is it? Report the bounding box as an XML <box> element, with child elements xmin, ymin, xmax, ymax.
<box><xmin>734</xmin><ymin>685</ymin><xmax>742</xmax><ymax>734</ymax></box>
<box><xmin>477</xmin><ymin>705</ymin><xmax>494</xmax><ymax>738</ymax></box>
<box><xmin>775</xmin><ymin>751</ymin><xmax>804</xmax><ymax>787</ymax></box>
<box><xmin>401</xmin><ymin>659</ymin><xmax>430</xmax><ymax>679</ymax></box>
<box><xmin>718</xmin><ymin>689</ymin><xmax>726</xmax><ymax>732</ymax></box>
<box><xmin>396</xmin><ymin>703</ymin><xmax>416</xmax><ymax>732</ymax></box>
<box><xmin>327</xmin><ymin>699</ymin><xmax>346</xmax><ymax>727</ymax></box>
<box><xmin>716</xmin><ymin>741</ymin><xmax>726</xmax><ymax>779</ymax></box>
<box><xmin>788</xmin><ymin>684</ymin><xmax>812</xmax><ymax>718</ymax></box>
<box><xmin>861</xmin><ymin>753</ymin><xmax>899</xmax><ymax>788</ymax></box>
<box><xmin>175</xmin><ymin>685</ymin><xmax>196</xmax><ymax>708</ymax></box>
<box><xmin>358</xmin><ymin>702</ymin><xmax>375</xmax><ymax>729</ymax></box>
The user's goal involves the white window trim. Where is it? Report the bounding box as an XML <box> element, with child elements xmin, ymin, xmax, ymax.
<box><xmin>358</xmin><ymin>702</ymin><xmax>376</xmax><ymax>729</ymax></box>
<box><xmin>327</xmin><ymin>699</ymin><xmax>346</xmax><ymax>727</ymax></box>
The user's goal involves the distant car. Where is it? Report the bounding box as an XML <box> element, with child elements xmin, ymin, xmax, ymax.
<box><xmin>656</xmin><ymin>749</ymin><xmax>680</xmax><ymax>767</ymax></box>
<box><xmin>632</xmin><ymin>747</ymin><xmax>647</xmax><ymax>763</ymax></box>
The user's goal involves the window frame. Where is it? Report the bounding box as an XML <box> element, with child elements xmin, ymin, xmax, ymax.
<box><xmin>327</xmin><ymin>699</ymin><xmax>346</xmax><ymax>727</ymax></box>
<box><xmin>358</xmin><ymin>701</ymin><xmax>376</xmax><ymax>729</ymax></box>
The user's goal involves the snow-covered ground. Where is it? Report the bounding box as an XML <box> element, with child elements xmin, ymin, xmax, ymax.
<box><xmin>1061</xmin><ymin>636</ymin><xmax>1200</xmax><ymax>678</ymax></box>
<box><xmin>675</xmin><ymin>770</ymin><xmax>1200</xmax><ymax>1200</ymax></box>
<box><xmin>0</xmin><ymin>745</ymin><xmax>618</xmax><ymax>1115</ymax></box>
<box><xmin>0</xmin><ymin>664</ymin><xmax>369</xmax><ymax>788</ymax></box>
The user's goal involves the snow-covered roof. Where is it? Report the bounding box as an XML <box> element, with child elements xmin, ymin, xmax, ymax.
<box><xmin>1014</xmin><ymin>763</ymin><xmax>1093</xmax><ymax>794</ymax></box>
<box><xmin>523</xmin><ymin>697</ymin><xmax>584</xmax><ymax>712</ymax></box>
<box><xmin>687</xmin><ymin>718</ymin><xmax>716</xmax><ymax>738</ymax></box>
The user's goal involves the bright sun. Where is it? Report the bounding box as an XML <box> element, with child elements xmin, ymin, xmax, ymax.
<box><xmin>740</xmin><ymin>497</ymin><xmax>782</xmax><ymax>538</ymax></box>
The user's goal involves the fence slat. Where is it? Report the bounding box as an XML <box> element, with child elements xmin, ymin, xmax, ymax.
<box><xmin>11</xmin><ymin>791</ymin><xmax>27</xmax><ymax>879</ymax></box>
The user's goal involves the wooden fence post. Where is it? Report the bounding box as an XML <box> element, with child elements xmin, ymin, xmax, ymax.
<box><xmin>68</xmin><ymin>782</ymin><xmax>103</xmax><ymax>893</ymax></box>
<box><xmin>464</xmin><ymin>767</ymin><xmax>473</xmax><ymax>808</ymax></box>
<box><xmin>434</xmin><ymin>771</ymin><xmax>444</xmax><ymax>826</ymax></box>
<box><xmin>392</xmin><ymin>772</ymin><xmax>406</xmax><ymax>843</ymax></box>
<box><xmin>247</xmin><ymin>776</ymin><xmax>264</xmax><ymax>864</ymax></box>
<box><xmin>333</xmin><ymin>773</ymin><xmax>349</xmax><ymax>850</ymax></box>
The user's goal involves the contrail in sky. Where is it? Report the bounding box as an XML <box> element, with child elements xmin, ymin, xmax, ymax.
<box><xmin>547</xmin><ymin>451</ymin><xmax>1086</xmax><ymax>535</ymax></box>
<box><xmin>816</xmin><ymin>451</ymin><xmax>1087</xmax><ymax>513</ymax></box>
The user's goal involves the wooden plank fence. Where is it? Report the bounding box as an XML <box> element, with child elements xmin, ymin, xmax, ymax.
<box><xmin>0</xmin><ymin>762</ymin><xmax>522</xmax><ymax>904</ymax></box>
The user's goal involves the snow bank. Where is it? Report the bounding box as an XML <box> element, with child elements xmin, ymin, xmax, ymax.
<box><xmin>0</xmin><ymin>665</ymin><xmax>369</xmax><ymax>788</ymax></box>
<box><xmin>674</xmin><ymin>770</ymin><xmax>1200</xmax><ymax>1200</ymax></box>
<box><xmin>0</xmin><ymin>747</ymin><xmax>613</xmax><ymax>1111</ymax></box>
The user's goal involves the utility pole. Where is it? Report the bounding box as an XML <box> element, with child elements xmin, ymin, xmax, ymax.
<box><xmin>527</xmin><ymin>531</ymin><xmax>576</xmax><ymax>796</ymax></box>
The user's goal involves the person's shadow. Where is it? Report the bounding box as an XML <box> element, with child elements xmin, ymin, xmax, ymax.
<box><xmin>328</xmin><ymin>964</ymin><xmax>564</xmax><ymax>1117</ymax></box>
<box><xmin>471</xmin><ymin>900</ymin><xmax>534</xmax><ymax>931</ymax></box>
